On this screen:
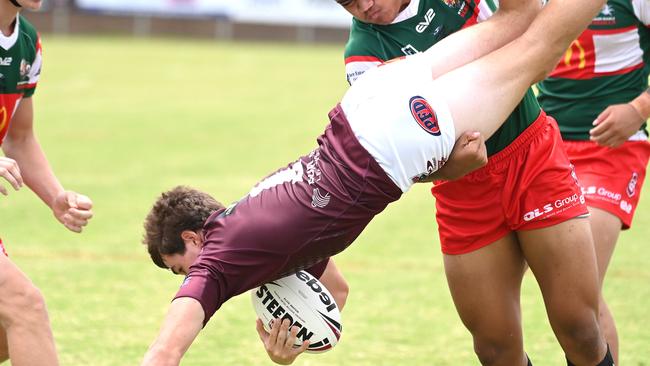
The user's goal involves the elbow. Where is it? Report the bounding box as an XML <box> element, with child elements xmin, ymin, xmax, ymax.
<box><xmin>331</xmin><ymin>280</ymin><xmax>350</xmax><ymax>311</ymax></box>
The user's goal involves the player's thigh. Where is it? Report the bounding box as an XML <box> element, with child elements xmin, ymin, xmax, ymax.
<box><xmin>444</xmin><ymin>232</ymin><xmax>526</xmax><ymax>336</ymax></box>
<box><xmin>588</xmin><ymin>207</ymin><xmax>622</xmax><ymax>285</ymax></box>
<box><xmin>517</xmin><ymin>218</ymin><xmax>600</xmax><ymax>316</ymax></box>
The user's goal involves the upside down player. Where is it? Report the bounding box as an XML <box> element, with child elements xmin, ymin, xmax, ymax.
<box><xmin>140</xmin><ymin>0</ymin><xmax>613</xmax><ymax>364</ymax></box>
<box><xmin>538</xmin><ymin>1</ymin><xmax>650</xmax><ymax>363</ymax></box>
<box><xmin>0</xmin><ymin>0</ymin><xmax>94</xmax><ymax>365</ymax></box>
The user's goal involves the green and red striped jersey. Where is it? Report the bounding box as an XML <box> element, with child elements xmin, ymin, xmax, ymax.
<box><xmin>0</xmin><ymin>15</ymin><xmax>41</xmax><ymax>145</ymax></box>
<box><xmin>538</xmin><ymin>0</ymin><xmax>650</xmax><ymax>140</ymax></box>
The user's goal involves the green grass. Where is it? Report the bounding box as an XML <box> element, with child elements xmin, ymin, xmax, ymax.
<box><xmin>0</xmin><ymin>35</ymin><xmax>649</xmax><ymax>365</ymax></box>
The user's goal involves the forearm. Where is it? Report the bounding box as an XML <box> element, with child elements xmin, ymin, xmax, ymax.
<box><xmin>629</xmin><ymin>88</ymin><xmax>650</xmax><ymax>121</ymax></box>
<box><xmin>2</xmin><ymin>134</ymin><xmax>64</xmax><ymax>208</ymax></box>
<box><xmin>425</xmin><ymin>0</ymin><xmax>541</xmax><ymax>79</ymax></box>
<box><xmin>142</xmin><ymin>297</ymin><xmax>205</xmax><ymax>366</ymax></box>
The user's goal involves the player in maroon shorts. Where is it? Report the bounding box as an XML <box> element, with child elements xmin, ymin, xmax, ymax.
<box><xmin>140</xmin><ymin>0</ymin><xmax>614</xmax><ymax>365</ymax></box>
<box><xmin>0</xmin><ymin>0</ymin><xmax>94</xmax><ymax>365</ymax></box>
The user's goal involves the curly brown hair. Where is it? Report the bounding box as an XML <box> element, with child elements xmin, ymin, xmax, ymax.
<box><xmin>143</xmin><ymin>186</ymin><xmax>224</xmax><ymax>269</ymax></box>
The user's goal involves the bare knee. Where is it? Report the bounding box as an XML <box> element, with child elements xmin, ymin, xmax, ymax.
<box><xmin>0</xmin><ymin>277</ymin><xmax>49</xmax><ymax>329</ymax></box>
<box><xmin>552</xmin><ymin>313</ymin><xmax>603</xmax><ymax>358</ymax></box>
<box><xmin>473</xmin><ymin>335</ymin><xmax>524</xmax><ymax>366</ymax></box>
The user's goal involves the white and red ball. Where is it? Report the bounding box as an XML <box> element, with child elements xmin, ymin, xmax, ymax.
<box><xmin>251</xmin><ymin>270</ymin><xmax>342</xmax><ymax>353</ymax></box>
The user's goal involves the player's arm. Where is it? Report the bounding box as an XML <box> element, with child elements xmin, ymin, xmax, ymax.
<box><xmin>423</xmin><ymin>0</ymin><xmax>541</xmax><ymax>80</ymax></box>
<box><xmin>1</xmin><ymin>97</ymin><xmax>93</xmax><ymax>232</ymax></box>
<box><xmin>419</xmin><ymin>131</ymin><xmax>487</xmax><ymax>182</ymax></box>
<box><xmin>141</xmin><ymin>297</ymin><xmax>205</xmax><ymax>366</ymax></box>
<box><xmin>590</xmin><ymin>88</ymin><xmax>650</xmax><ymax>147</ymax></box>
<box><xmin>590</xmin><ymin>1</ymin><xmax>650</xmax><ymax>147</ymax></box>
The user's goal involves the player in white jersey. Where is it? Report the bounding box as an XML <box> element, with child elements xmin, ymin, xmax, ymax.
<box><xmin>0</xmin><ymin>0</ymin><xmax>93</xmax><ymax>365</ymax></box>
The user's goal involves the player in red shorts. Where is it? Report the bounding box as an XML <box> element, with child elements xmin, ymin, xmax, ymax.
<box><xmin>537</xmin><ymin>1</ymin><xmax>650</xmax><ymax>362</ymax></box>
<box><xmin>140</xmin><ymin>1</ymin><xmax>614</xmax><ymax>365</ymax></box>
<box><xmin>0</xmin><ymin>0</ymin><xmax>93</xmax><ymax>365</ymax></box>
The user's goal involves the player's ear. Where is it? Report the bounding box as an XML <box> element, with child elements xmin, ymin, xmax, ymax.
<box><xmin>180</xmin><ymin>230</ymin><xmax>201</xmax><ymax>248</ymax></box>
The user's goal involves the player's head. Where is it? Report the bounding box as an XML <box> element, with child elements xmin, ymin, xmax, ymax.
<box><xmin>335</xmin><ymin>0</ymin><xmax>410</xmax><ymax>25</ymax></box>
<box><xmin>7</xmin><ymin>0</ymin><xmax>42</xmax><ymax>11</ymax></box>
<box><xmin>143</xmin><ymin>186</ymin><xmax>224</xmax><ymax>274</ymax></box>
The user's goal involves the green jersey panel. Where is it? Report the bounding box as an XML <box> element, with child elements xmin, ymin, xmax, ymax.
<box><xmin>537</xmin><ymin>0</ymin><xmax>649</xmax><ymax>140</ymax></box>
<box><xmin>344</xmin><ymin>0</ymin><xmax>541</xmax><ymax>156</ymax></box>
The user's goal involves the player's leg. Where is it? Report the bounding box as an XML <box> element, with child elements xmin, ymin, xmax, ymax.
<box><xmin>588</xmin><ymin>207</ymin><xmax>620</xmax><ymax>365</ymax></box>
<box><xmin>424</xmin><ymin>0</ymin><xmax>606</xmax><ymax>141</ymax></box>
<box><xmin>0</xmin><ymin>254</ymin><xmax>58</xmax><ymax>366</ymax></box>
<box><xmin>444</xmin><ymin>233</ymin><xmax>529</xmax><ymax>366</ymax></box>
<box><xmin>517</xmin><ymin>219</ymin><xmax>608</xmax><ymax>365</ymax></box>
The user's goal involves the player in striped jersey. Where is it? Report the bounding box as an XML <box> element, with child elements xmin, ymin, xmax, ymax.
<box><xmin>0</xmin><ymin>0</ymin><xmax>93</xmax><ymax>365</ymax></box>
<box><xmin>338</xmin><ymin>1</ymin><xmax>617</xmax><ymax>365</ymax></box>
<box><xmin>538</xmin><ymin>1</ymin><xmax>650</xmax><ymax>363</ymax></box>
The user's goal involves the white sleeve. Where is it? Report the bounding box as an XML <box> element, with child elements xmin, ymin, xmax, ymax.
<box><xmin>632</xmin><ymin>0</ymin><xmax>650</xmax><ymax>25</ymax></box>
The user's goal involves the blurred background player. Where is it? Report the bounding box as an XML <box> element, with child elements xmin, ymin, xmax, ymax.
<box><xmin>139</xmin><ymin>0</ymin><xmax>614</xmax><ymax>363</ymax></box>
<box><xmin>0</xmin><ymin>0</ymin><xmax>93</xmax><ymax>365</ymax></box>
<box><xmin>337</xmin><ymin>0</ymin><xmax>617</xmax><ymax>365</ymax></box>
<box><xmin>537</xmin><ymin>0</ymin><xmax>650</xmax><ymax>363</ymax></box>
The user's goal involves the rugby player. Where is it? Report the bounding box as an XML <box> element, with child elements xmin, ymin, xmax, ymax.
<box><xmin>140</xmin><ymin>0</ymin><xmax>612</xmax><ymax>365</ymax></box>
<box><xmin>538</xmin><ymin>1</ymin><xmax>650</xmax><ymax>362</ymax></box>
<box><xmin>0</xmin><ymin>0</ymin><xmax>94</xmax><ymax>365</ymax></box>
<box><xmin>338</xmin><ymin>0</ymin><xmax>621</xmax><ymax>365</ymax></box>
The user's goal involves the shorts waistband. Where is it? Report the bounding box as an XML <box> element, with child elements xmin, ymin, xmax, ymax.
<box><xmin>488</xmin><ymin>111</ymin><xmax>548</xmax><ymax>165</ymax></box>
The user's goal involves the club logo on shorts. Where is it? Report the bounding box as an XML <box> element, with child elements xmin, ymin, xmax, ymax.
<box><xmin>626</xmin><ymin>172</ymin><xmax>638</xmax><ymax>198</ymax></box>
<box><xmin>409</xmin><ymin>96</ymin><xmax>441</xmax><ymax>136</ymax></box>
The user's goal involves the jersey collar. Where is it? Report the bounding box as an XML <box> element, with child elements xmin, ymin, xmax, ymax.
<box><xmin>0</xmin><ymin>15</ymin><xmax>19</xmax><ymax>51</ymax></box>
<box><xmin>392</xmin><ymin>0</ymin><xmax>421</xmax><ymax>23</ymax></box>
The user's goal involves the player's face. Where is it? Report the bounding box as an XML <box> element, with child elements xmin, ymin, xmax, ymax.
<box><xmin>337</xmin><ymin>0</ymin><xmax>410</xmax><ymax>25</ymax></box>
<box><xmin>16</xmin><ymin>0</ymin><xmax>42</xmax><ymax>11</ymax></box>
<box><xmin>161</xmin><ymin>232</ymin><xmax>204</xmax><ymax>276</ymax></box>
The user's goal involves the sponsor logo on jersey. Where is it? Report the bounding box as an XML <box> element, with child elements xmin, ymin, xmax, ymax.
<box><xmin>409</xmin><ymin>96</ymin><xmax>441</xmax><ymax>136</ymax></box>
<box><xmin>311</xmin><ymin>188</ymin><xmax>331</xmax><ymax>208</ymax></box>
<box><xmin>249</xmin><ymin>161</ymin><xmax>303</xmax><ymax>198</ymax></box>
<box><xmin>626</xmin><ymin>172</ymin><xmax>638</xmax><ymax>197</ymax></box>
<box><xmin>523</xmin><ymin>193</ymin><xmax>585</xmax><ymax>222</ymax></box>
<box><xmin>400</xmin><ymin>44</ymin><xmax>420</xmax><ymax>56</ymax></box>
<box><xmin>416</xmin><ymin>8</ymin><xmax>436</xmax><ymax>33</ymax></box>
<box><xmin>592</xmin><ymin>4</ymin><xmax>615</xmax><ymax>25</ymax></box>
<box><xmin>0</xmin><ymin>57</ymin><xmax>11</xmax><ymax>66</ymax></box>
<box><xmin>19</xmin><ymin>59</ymin><xmax>30</xmax><ymax>78</ymax></box>
<box><xmin>306</xmin><ymin>150</ymin><xmax>322</xmax><ymax>185</ymax></box>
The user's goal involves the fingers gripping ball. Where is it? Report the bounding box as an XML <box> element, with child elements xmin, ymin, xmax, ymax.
<box><xmin>251</xmin><ymin>270</ymin><xmax>342</xmax><ymax>353</ymax></box>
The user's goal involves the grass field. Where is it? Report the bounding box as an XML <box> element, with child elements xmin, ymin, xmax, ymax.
<box><xmin>0</xmin><ymin>35</ymin><xmax>649</xmax><ymax>365</ymax></box>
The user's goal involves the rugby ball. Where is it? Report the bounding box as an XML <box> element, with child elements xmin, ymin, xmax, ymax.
<box><xmin>251</xmin><ymin>270</ymin><xmax>342</xmax><ymax>353</ymax></box>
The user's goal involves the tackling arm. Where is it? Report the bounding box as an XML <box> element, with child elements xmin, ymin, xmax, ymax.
<box><xmin>141</xmin><ymin>297</ymin><xmax>205</xmax><ymax>366</ymax></box>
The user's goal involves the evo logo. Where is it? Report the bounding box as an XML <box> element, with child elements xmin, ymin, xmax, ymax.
<box><xmin>0</xmin><ymin>57</ymin><xmax>12</xmax><ymax>66</ymax></box>
<box><xmin>416</xmin><ymin>9</ymin><xmax>436</xmax><ymax>33</ymax></box>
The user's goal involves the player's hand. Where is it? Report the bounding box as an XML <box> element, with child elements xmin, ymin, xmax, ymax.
<box><xmin>434</xmin><ymin>131</ymin><xmax>487</xmax><ymax>181</ymax></box>
<box><xmin>0</xmin><ymin>157</ymin><xmax>23</xmax><ymax>196</ymax></box>
<box><xmin>256</xmin><ymin>318</ymin><xmax>309</xmax><ymax>365</ymax></box>
<box><xmin>590</xmin><ymin>103</ymin><xmax>645</xmax><ymax>148</ymax></box>
<box><xmin>52</xmin><ymin>190</ymin><xmax>94</xmax><ymax>233</ymax></box>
